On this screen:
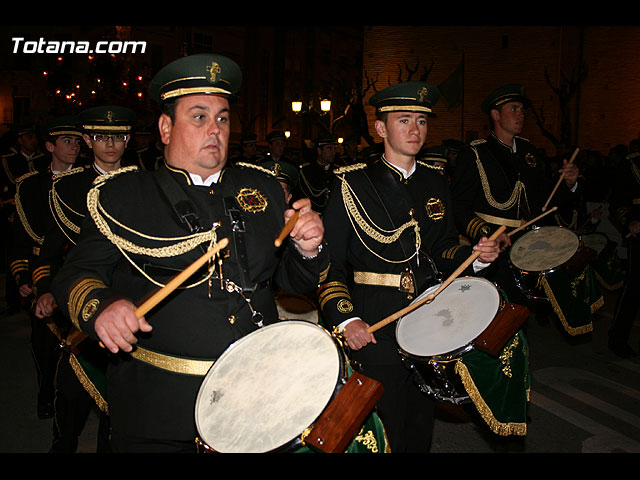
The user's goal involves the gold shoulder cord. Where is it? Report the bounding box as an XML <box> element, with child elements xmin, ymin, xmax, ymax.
<box><xmin>49</xmin><ymin>167</ymin><xmax>89</xmax><ymax>244</ymax></box>
<box><xmin>339</xmin><ymin>174</ymin><xmax>420</xmax><ymax>264</ymax></box>
<box><xmin>300</xmin><ymin>168</ymin><xmax>330</xmax><ymax>205</ymax></box>
<box><xmin>472</xmin><ymin>145</ymin><xmax>526</xmax><ymax>213</ymax></box>
<box><xmin>86</xmin><ymin>173</ymin><xmax>219</xmax><ymax>289</ymax></box>
<box><xmin>14</xmin><ymin>174</ymin><xmax>44</xmax><ymax>245</ymax></box>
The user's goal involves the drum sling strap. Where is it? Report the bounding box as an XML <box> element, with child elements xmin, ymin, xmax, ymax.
<box><xmin>154</xmin><ymin>167</ymin><xmax>256</xmax><ymax>288</ymax></box>
<box><xmin>153</xmin><ymin>167</ymin><xmax>265</xmax><ymax>327</ymax></box>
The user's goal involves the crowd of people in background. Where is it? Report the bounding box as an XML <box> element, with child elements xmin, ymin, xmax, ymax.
<box><xmin>0</xmin><ymin>72</ymin><xmax>638</xmax><ymax>453</ymax></box>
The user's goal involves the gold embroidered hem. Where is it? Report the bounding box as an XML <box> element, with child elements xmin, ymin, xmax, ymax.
<box><xmin>454</xmin><ymin>359</ymin><xmax>527</xmax><ymax>437</ymax></box>
<box><xmin>541</xmin><ymin>277</ymin><xmax>595</xmax><ymax>336</ymax></box>
<box><xmin>69</xmin><ymin>353</ymin><xmax>109</xmax><ymax>414</ymax></box>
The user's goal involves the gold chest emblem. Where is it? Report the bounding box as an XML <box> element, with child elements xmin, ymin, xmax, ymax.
<box><xmin>524</xmin><ymin>152</ymin><xmax>536</xmax><ymax>167</ymax></box>
<box><xmin>425</xmin><ymin>197</ymin><xmax>445</xmax><ymax>221</ymax></box>
<box><xmin>236</xmin><ymin>187</ymin><xmax>268</xmax><ymax>213</ymax></box>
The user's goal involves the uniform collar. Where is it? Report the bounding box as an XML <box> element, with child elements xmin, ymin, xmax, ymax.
<box><xmin>490</xmin><ymin>132</ymin><xmax>518</xmax><ymax>153</ymax></box>
<box><xmin>163</xmin><ymin>160</ymin><xmax>224</xmax><ymax>186</ymax></box>
<box><xmin>381</xmin><ymin>154</ymin><xmax>416</xmax><ymax>180</ymax></box>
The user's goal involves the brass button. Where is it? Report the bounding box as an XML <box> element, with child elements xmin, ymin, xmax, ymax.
<box><xmin>228</xmin><ymin>315</ymin><xmax>236</xmax><ymax>324</ymax></box>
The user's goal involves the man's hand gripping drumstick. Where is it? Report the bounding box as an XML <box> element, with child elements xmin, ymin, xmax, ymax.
<box><xmin>93</xmin><ymin>238</ymin><xmax>229</xmax><ymax>354</ymax></box>
<box><xmin>274</xmin><ymin>198</ymin><xmax>325</xmax><ymax>257</ymax></box>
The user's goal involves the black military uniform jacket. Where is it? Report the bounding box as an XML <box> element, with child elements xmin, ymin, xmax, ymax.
<box><xmin>33</xmin><ymin>164</ymin><xmax>101</xmax><ymax>296</ymax></box>
<box><xmin>319</xmin><ymin>158</ymin><xmax>476</xmax><ymax>366</ymax></box>
<box><xmin>1</xmin><ymin>151</ymin><xmax>48</xmax><ymax>201</ymax></box>
<box><xmin>610</xmin><ymin>152</ymin><xmax>640</xmax><ymax>231</ymax></box>
<box><xmin>451</xmin><ymin>133</ymin><xmax>576</xmax><ymax>242</ymax></box>
<box><xmin>297</xmin><ymin>161</ymin><xmax>335</xmax><ymax>213</ymax></box>
<box><xmin>136</xmin><ymin>145</ymin><xmax>164</xmax><ymax>171</ymax></box>
<box><xmin>51</xmin><ymin>161</ymin><xmax>329</xmax><ymax>441</ymax></box>
<box><xmin>8</xmin><ymin>167</ymin><xmax>56</xmax><ymax>291</ymax></box>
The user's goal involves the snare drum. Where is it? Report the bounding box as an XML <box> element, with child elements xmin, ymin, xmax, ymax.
<box><xmin>509</xmin><ymin>226</ymin><xmax>580</xmax><ymax>300</ymax></box>
<box><xmin>395</xmin><ymin>277</ymin><xmax>502</xmax><ymax>403</ymax></box>
<box><xmin>195</xmin><ymin>320</ymin><xmax>372</xmax><ymax>453</ymax></box>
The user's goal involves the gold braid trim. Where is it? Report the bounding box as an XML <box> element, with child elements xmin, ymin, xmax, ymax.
<box><xmin>472</xmin><ymin>145</ymin><xmax>525</xmax><ymax>211</ymax></box>
<box><xmin>540</xmin><ymin>276</ymin><xmax>594</xmax><ymax>336</ymax></box>
<box><xmin>14</xmin><ymin>171</ymin><xmax>44</xmax><ymax>244</ymax></box>
<box><xmin>234</xmin><ymin>162</ymin><xmax>276</xmax><ymax>177</ymax></box>
<box><xmin>454</xmin><ymin>358</ymin><xmax>528</xmax><ymax>437</ymax></box>
<box><xmin>68</xmin><ymin>353</ymin><xmax>109</xmax><ymax>414</ymax></box>
<box><xmin>554</xmin><ymin>211</ymin><xmax>578</xmax><ymax>230</ymax></box>
<box><xmin>49</xmin><ymin>167</ymin><xmax>89</xmax><ymax>240</ymax></box>
<box><xmin>340</xmin><ymin>175</ymin><xmax>420</xmax><ymax>264</ymax></box>
<box><xmin>300</xmin><ymin>167</ymin><xmax>330</xmax><ymax>201</ymax></box>
<box><xmin>333</xmin><ymin>163</ymin><xmax>367</xmax><ymax>175</ymax></box>
<box><xmin>416</xmin><ymin>160</ymin><xmax>444</xmax><ymax>172</ymax></box>
<box><xmin>86</xmin><ymin>177</ymin><xmax>219</xmax><ymax>288</ymax></box>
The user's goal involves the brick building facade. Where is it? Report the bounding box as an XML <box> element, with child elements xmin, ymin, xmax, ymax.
<box><xmin>362</xmin><ymin>25</ymin><xmax>640</xmax><ymax>157</ymax></box>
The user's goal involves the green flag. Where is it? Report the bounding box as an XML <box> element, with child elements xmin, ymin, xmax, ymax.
<box><xmin>438</xmin><ymin>58</ymin><xmax>464</xmax><ymax>109</ymax></box>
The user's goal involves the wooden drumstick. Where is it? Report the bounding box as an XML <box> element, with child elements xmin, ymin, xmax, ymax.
<box><xmin>507</xmin><ymin>206</ymin><xmax>558</xmax><ymax>237</ymax></box>
<box><xmin>542</xmin><ymin>147</ymin><xmax>579</xmax><ymax>212</ymax></box>
<box><xmin>134</xmin><ymin>237</ymin><xmax>229</xmax><ymax>318</ymax></box>
<box><xmin>367</xmin><ymin>225</ymin><xmax>507</xmax><ymax>334</ymax></box>
<box><xmin>274</xmin><ymin>210</ymin><xmax>299</xmax><ymax>247</ymax></box>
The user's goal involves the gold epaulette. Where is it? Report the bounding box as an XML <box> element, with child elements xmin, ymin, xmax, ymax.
<box><xmin>15</xmin><ymin>169</ymin><xmax>39</xmax><ymax>184</ymax></box>
<box><xmin>333</xmin><ymin>163</ymin><xmax>367</xmax><ymax>175</ymax></box>
<box><xmin>235</xmin><ymin>162</ymin><xmax>276</xmax><ymax>177</ymax></box>
<box><xmin>470</xmin><ymin>139</ymin><xmax>487</xmax><ymax>147</ymax></box>
<box><xmin>92</xmin><ymin>165</ymin><xmax>139</xmax><ymax>186</ymax></box>
<box><xmin>416</xmin><ymin>160</ymin><xmax>444</xmax><ymax>172</ymax></box>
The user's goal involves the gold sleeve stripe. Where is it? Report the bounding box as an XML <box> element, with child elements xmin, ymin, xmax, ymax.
<box><xmin>319</xmin><ymin>292</ymin><xmax>352</xmax><ymax>310</ymax></box>
<box><xmin>9</xmin><ymin>260</ymin><xmax>29</xmax><ymax>275</ymax></box>
<box><xmin>442</xmin><ymin>245</ymin><xmax>464</xmax><ymax>260</ymax></box>
<box><xmin>32</xmin><ymin>266</ymin><xmax>51</xmax><ymax>284</ymax></box>
<box><xmin>68</xmin><ymin>278</ymin><xmax>107</xmax><ymax>329</ymax></box>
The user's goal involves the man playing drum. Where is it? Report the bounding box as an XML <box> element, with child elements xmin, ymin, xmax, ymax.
<box><xmin>317</xmin><ymin>82</ymin><xmax>500</xmax><ymax>452</ymax></box>
<box><xmin>451</xmin><ymin>84</ymin><xmax>580</xmax><ymax>306</ymax></box>
<box><xmin>51</xmin><ymin>53</ymin><xmax>328</xmax><ymax>452</ymax></box>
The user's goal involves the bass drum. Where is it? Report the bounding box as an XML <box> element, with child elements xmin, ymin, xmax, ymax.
<box><xmin>395</xmin><ymin>277</ymin><xmax>502</xmax><ymax>403</ymax></box>
<box><xmin>194</xmin><ymin>320</ymin><xmax>345</xmax><ymax>453</ymax></box>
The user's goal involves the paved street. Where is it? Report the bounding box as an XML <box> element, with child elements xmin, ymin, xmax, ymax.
<box><xmin>1</xmin><ymin>273</ymin><xmax>638</xmax><ymax>454</ymax></box>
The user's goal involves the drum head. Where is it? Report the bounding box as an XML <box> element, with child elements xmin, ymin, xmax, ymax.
<box><xmin>396</xmin><ymin>277</ymin><xmax>501</xmax><ymax>357</ymax></box>
<box><xmin>194</xmin><ymin>321</ymin><xmax>341</xmax><ymax>453</ymax></box>
<box><xmin>581</xmin><ymin>233</ymin><xmax>608</xmax><ymax>255</ymax></box>
<box><xmin>510</xmin><ymin>226</ymin><xmax>579</xmax><ymax>272</ymax></box>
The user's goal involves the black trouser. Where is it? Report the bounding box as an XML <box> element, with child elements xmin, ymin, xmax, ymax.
<box><xmin>51</xmin><ymin>352</ymin><xmax>111</xmax><ymax>453</ymax></box>
<box><xmin>610</xmin><ymin>236</ymin><xmax>640</xmax><ymax>345</ymax></box>
<box><xmin>30</xmin><ymin>316</ymin><xmax>59</xmax><ymax>411</ymax></box>
<box><xmin>361</xmin><ymin>362</ymin><xmax>435</xmax><ymax>453</ymax></box>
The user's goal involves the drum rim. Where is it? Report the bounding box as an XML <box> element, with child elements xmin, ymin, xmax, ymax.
<box><xmin>194</xmin><ymin>320</ymin><xmax>344</xmax><ymax>453</ymax></box>
<box><xmin>509</xmin><ymin>225</ymin><xmax>580</xmax><ymax>272</ymax></box>
<box><xmin>395</xmin><ymin>276</ymin><xmax>501</xmax><ymax>358</ymax></box>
